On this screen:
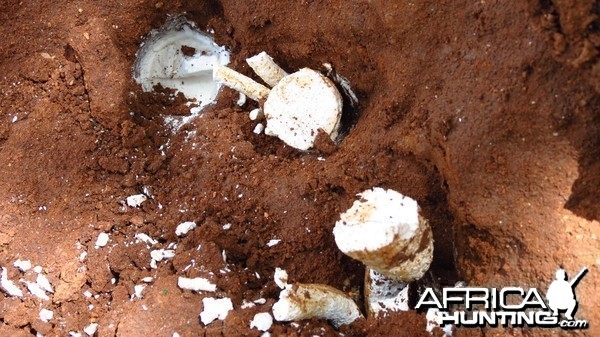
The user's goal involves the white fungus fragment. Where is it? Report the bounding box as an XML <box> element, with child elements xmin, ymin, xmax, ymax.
<box><xmin>222</xmin><ymin>223</ymin><xmax>232</xmax><ymax>230</ymax></box>
<box><xmin>36</xmin><ymin>273</ymin><xmax>54</xmax><ymax>293</ymax></box>
<box><xmin>266</xmin><ymin>239</ymin><xmax>281</xmax><ymax>247</ymax></box>
<box><xmin>33</xmin><ymin>266</ymin><xmax>43</xmax><ymax>273</ymax></box>
<box><xmin>134</xmin><ymin>18</ymin><xmax>230</xmax><ymax>107</ymax></box>
<box><xmin>126</xmin><ymin>194</ymin><xmax>147</xmax><ymax>207</ymax></box>
<box><xmin>177</xmin><ymin>277</ymin><xmax>217</xmax><ymax>292</ymax></box>
<box><xmin>249</xmin><ymin>108</ymin><xmax>264</xmax><ymax>121</ymax></box>
<box><xmin>133</xmin><ymin>285</ymin><xmax>145</xmax><ymax>299</ymax></box>
<box><xmin>150</xmin><ymin>249</ymin><xmax>176</xmax><ymax>262</ymax></box>
<box><xmin>83</xmin><ymin>290</ymin><xmax>93</xmax><ymax>298</ymax></box>
<box><xmin>83</xmin><ymin>323</ymin><xmax>98</xmax><ymax>336</ymax></box>
<box><xmin>272</xmin><ymin>283</ymin><xmax>361</xmax><ymax>328</ymax></box>
<box><xmin>426</xmin><ymin>308</ymin><xmax>454</xmax><ymax>336</ymax></box>
<box><xmin>39</xmin><ymin>309</ymin><xmax>54</xmax><ymax>323</ymax></box>
<box><xmin>237</xmin><ymin>93</ymin><xmax>247</xmax><ymax>106</ymax></box>
<box><xmin>175</xmin><ymin>221</ymin><xmax>197</xmax><ymax>237</ymax></box>
<box><xmin>95</xmin><ymin>232</ymin><xmax>110</xmax><ymax>248</ymax></box>
<box><xmin>135</xmin><ymin>233</ymin><xmax>158</xmax><ymax>245</ymax></box>
<box><xmin>200</xmin><ymin>297</ymin><xmax>233</xmax><ymax>325</ymax></box>
<box><xmin>253</xmin><ymin>123</ymin><xmax>265</xmax><ymax>135</ymax></box>
<box><xmin>141</xmin><ymin>277</ymin><xmax>153</xmax><ymax>283</ymax></box>
<box><xmin>274</xmin><ymin>268</ymin><xmax>288</xmax><ymax>289</ymax></box>
<box><xmin>254</xmin><ymin>298</ymin><xmax>267</xmax><ymax>305</ymax></box>
<box><xmin>250</xmin><ymin>312</ymin><xmax>273</xmax><ymax>332</ymax></box>
<box><xmin>173</xmin><ymin>333</ymin><xmax>181</xmax><ymax>337</ymax></box>
<box><xmin>14</xmin><ymin>259</ymin><xmax>32</xmax><ymax>272</ymax></box>
<box><xmin>23</xmin><ymin>280</ymin><xmax>50</xmax><ymax>301</ymax></box>
<box><xmin>69</xmin><ymin>332</ymin><xmax>82</xmax><ymax>337</ymax></box>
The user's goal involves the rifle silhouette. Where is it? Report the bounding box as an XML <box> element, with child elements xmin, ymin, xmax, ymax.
<box><xmin>569</xmin><ymin>267</ymin><xmax>588</xmax><ymax>288</ymax></box>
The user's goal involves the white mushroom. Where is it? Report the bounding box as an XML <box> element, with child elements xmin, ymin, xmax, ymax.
<box><xmin>272</xmin><ymin>283</ymin><xmax>362</xmax><ymax>328</ymax></box>
<box><xmin>333</xmin><ymin>187</ymin><xmax>434</xmax><ymax>316</ymax></box>
<box><xmin>213</xmin><ymin>52</ymin><xmax>343</xmax><ymax>150</ymax></box>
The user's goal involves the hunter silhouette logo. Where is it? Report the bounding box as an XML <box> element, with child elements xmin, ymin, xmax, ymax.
<box><xmin>416</xmin><ymin>267</ymin><xmax>589</xmax><ymax>330</ymax></box>
<box><xmin>546</xmin><ymin>267</ymin><xmax>587</xmax><ymax>321</ymax></box>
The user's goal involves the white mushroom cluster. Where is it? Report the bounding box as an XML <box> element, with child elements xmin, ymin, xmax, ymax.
<box><xmin>214</xmin><ymin>52</ymin><xmax>343</xmax><ymax>150</ymax></box>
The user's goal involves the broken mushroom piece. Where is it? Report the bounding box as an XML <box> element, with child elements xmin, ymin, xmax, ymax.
<box><xmin>213</xmin><ymin>52</ymin><xmax>343</xmax><ymax>151</ymax></box>
<box><xmin>134</xmin><ymin>17</ymin><xmax>230</xmax><ymax>107</ymax></box>
<box><xmin>272</xmin><ymin>283</ymin><xmax>362</xmax><ymax>328</ymax></box>
<box><xmin>246</xmin><ymin>51</ymin><xmax>289</xmax><ymax>87</ymax></box>
<box><xmin>333</xmin><ymin>187</ymin><xmax>434</xmax><ymax>316</ymax></box>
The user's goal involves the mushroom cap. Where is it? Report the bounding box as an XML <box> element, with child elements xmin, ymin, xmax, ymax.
<box><xmin>264</xmin><ymin>68</ymin><xmax>342</xmax><ymax>150</ymax></box>
<box><xmin>333</xmin><ymin>187</ymin><xmax>434</xmax><ymax>282</ymax></box>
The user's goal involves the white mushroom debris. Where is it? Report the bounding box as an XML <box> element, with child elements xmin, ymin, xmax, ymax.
<box><xmin>95</xmin><ymin>232</ymin><xmax>110</xmax><ymax>248</ymax></box>
<box><xmin>150</xmin><ymin>249</ymin><xmax>176</xmax><ymax>262</ymax></box>
<box><xmin>200</xmin><ymin>297</ymin><xmax>233</xmax><ymax>325</ymax></box>
<box><xmin>83</xmin><ymin>323</ymin><xmax>99</xmax><ymax>336</ymax></box>
<box><xmin>333</xmin><ymin>187</ymin><xmax>434</xmax><ymax>317</ymax></box>
<box><xmin>13</xmin><ymin>259</ymin><xmax>32</xmax><ymax>272</ymax></box>
<box><xmin>36</xmin><ymin>273</ymin><xmax>54</xmax><ymax>293</ymax></box>
<box><xmin>133</xmin><ymin>285</ymin><xmax>145</xmax><ymax>299</ymax></box>
<box><xmin>213</xmin><ymin>52</ymin><xmax>344</xmax><ymax>150</ymax></box>
<box><xmin>126</xmin><ymin>194</ymin><xmax>148</xmax><ymax>208</ymax></box>
<box><xmin>177</xmin><ymin>277</ymin><xmax>217</xmax><ymax>292</ymax></box>
<box><xmin>39</xmin><ymin>309</ymin><xmax>54</xmax><ymax>323</ymax></box>
<box><xmin>23</xmin><ymin>280</ymin><xmax>50</xmax><ymax>301</ymax></box>
<box><xmin>134</xmin><ymin>17</ymin><xmax>230</xmax><ymax>107</ymax></box>
<box><xmin>250</xmin><ymin>312</ymin><xmax>274</xmax><ymax>332</ymax></box>
<box><xmin>272</xmin><ymin>283</ymin><xmax>362</xmax><ymax>328</ymax></box>
<box><xmin>1</xmin><ymin>268</ymin><xmax>25</xmax><ymax>298</ymax></box>
<box><xmin>426</xmin><ymin>308</ymin><xmax>454</xmax><ymax>336</ymax></box>
<box><xmin>273</xmin><ymin>268</ymin><xmax>288</xmax><ymax>289</ymax></box>
<box><xmin>175</xmin><ymin>221</ymin><xmax>197</xmax><ymax>237</ymax></box>
<box><xmin>135</xmin><ymin>233</ymin><xmax>158</xmax><ymax>245</ymax></box>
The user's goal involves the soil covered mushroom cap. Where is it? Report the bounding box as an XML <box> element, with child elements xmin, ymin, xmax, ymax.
<box><xmin>264</xmin><ymin>68</ymin><xmax>343</xmax><ymax>150</ymax></box>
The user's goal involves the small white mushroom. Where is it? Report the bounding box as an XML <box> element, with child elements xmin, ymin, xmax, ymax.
<box><xmin>272</xmin><ymin>283</ymin><xmax>362</xmax><ymax>328</ymax></box>
<box><xmin>246</xmin><ymin>52</ymin><xmax>289</xmax><ymax>87</ymax></box>
<box><xmin>213</xmin><ymin>52</ymin><xmax>343</xmax><ymax>151</ymax></box>
<box><xmin>333</xmin><ymin>187</ymin><xmax>434</xmax><ymax>317</ymax></box>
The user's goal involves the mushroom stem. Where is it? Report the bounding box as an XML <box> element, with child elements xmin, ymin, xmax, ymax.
<box><xmin>246</xmin><ymin>51</ymin><xmax>289</xmax><ymax>87</ymax></box>
<box><xmin>272</xmin><ymin>283</ymin><xmax>362</xmax><ymax>328</ymax></box>
<box><xmin>213</xmin><ymin>64</ymin><xmax>270</xmax><ymax>101</ymax></box>
<box><xmin>365</xmin><ymin>268</ymin><xmax>409</xmax><ymax>317</ymax></box>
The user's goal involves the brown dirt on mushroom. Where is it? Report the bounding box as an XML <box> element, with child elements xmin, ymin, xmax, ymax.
<box><xmin>0</xmin><ymin>1</ymin><xmax>598</xmax><ymax>336</ymax></box>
